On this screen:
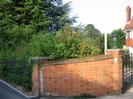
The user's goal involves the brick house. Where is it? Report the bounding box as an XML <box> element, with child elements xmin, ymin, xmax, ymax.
<box><xmin>124</xmin><ymin>6</ymin><xmax>133</xmax><ymax>53</ymax></box>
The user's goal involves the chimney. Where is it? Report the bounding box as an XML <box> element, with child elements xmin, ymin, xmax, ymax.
<box><xmin>126</xmin><ymin>6</ymin><xmax>131</xmax><ymax>23</ymax></box>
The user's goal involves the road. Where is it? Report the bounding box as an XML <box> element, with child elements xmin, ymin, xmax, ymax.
<box><xmin>0</xmin><ymin>80</ymin><xmax>37</xmax><ymax>99</ymax></box>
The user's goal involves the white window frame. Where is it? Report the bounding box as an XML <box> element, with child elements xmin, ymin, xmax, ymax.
<box><xmin>130</xmin><ymin>31</ymin><xmax>133</xmax><ymax>38</ymax></box>
<box><xmin>126</xmin><ymin>33</ymin><xmax>128</xmax><ymax>39</ymax></box>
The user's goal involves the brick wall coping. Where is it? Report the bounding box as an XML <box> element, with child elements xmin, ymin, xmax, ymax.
<box><xmin>106</xmin><ymin>49</ymin><xmax>124</xmax><ymax>52</ymax></box>
<box><xmin>42</xmin><ymin>55</ymin><xmax>113</xmax><ymax>66</ymax></box>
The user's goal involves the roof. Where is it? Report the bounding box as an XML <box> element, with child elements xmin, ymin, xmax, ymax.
<box><xmin>124</xmin><ymin>17</ymin><xmax>133</xmax><ymax>31</ymax></box>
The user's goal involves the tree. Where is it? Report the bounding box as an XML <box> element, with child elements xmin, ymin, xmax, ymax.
<box><xmin>18</xmin><ymin>26</ymin><xmax>101</xmax><ymax>60</ymax></box>
<box><xmin>81</xmin><ymin>24</ymin><xmax>104</xmax><ymax>54</ymax></box>
<box><xmin>83</xmin><ymin>24</ymin><xmax>101</xmax><ymax>39</ymax></box>
<box><xmin>95</xmin><ymin>34</ymin><xmax>104</xmax><ymax>54</ymax></box>
<box><xmin>46</xmin><ymin>0</ymin><xmax>76</xmax><ymax>31</ymax></box>
<box><xmin>0</xmin><ymin>0</ymin><xmax>77</xmax><ymax>91</ymax></box>
<box><xmin>0</xmin><ymin>0</ymin><xmax>76</xmax><ymax>50</ymax></box>
<box><xmin>0</xmin><ymin>0</ymin><xmax>75</xmax><ymax>32</ymax></box>
<box><xmin>108</xmin><ymin>29</ymin><xmax>125</xmax><ymax>49</ymax></box>
<box><xmin>50</xmin><ymin>26</ymin><xmax>101</xmax><ymax>59</ymax></box>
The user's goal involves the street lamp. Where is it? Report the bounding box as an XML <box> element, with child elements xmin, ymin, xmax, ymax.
<box><xmin>112</xmin><ymin>34</ymin><xmax>117</xmax><ymax>49</ymax></box>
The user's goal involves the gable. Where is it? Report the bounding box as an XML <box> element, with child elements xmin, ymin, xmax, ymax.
<box><xmin>124</xmin><ymin>17</ymin><xmax>133</xmax><ymax>31</ymax></box>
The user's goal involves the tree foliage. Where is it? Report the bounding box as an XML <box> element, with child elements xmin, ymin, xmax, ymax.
<box><xmin>18</xmin><ymin>26</ymin><xmax>101</xmax><ymax>60</ymax></box>
<box><xmin>0</xmin><ymin>0</ymin><xmax>75</xmax><ymax>32</ymax></box>
<box><xmin>108</xmin><ymin>29</ymin><xmax>125</xmax><ymax>49</ymax></box>
<box><xmin>51</xmin><ymin>26</ymin><xmax>101</xmax><ymax>59</ymax></box>
<box><xmin>83</xmin><ymin>24</ymin><xmax>101</xmax><ymax>39</ymax></box>
<box><xmin>82</xmin><ymin>24</ymin><xmax>104</xmax><ymax>53</ymax></box>
<box><xmin>0</xmin><ymin>0</ymin><xmax>103</xmax><ymax>91</ymax></box>
<box><xmin>0</xmin><ymin>0</ymin><xmax>76</xmax><ymax>91</ymax></box>
<box><xmin>0</xmin><ymin>0</ymin><xmax>75</xmax><ymax>50</ymax></box>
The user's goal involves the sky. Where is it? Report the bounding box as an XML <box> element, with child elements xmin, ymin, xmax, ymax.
<box><xmin>63</xmin><ymin>0</ymin><xmax>133</xmax><ymax>33</ymax></box>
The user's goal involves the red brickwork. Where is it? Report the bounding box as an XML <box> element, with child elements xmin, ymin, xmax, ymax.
<box><xmin>32</xmin><ymin>50</ymin><xmax>123</xmax><ymax>96</ymax></box>
<box><xmin>106</xmin><ymin>49</ymin><xmax>123</xmax><ymax>93</ymax></box>
<box><xmin>34</xmin><ymin>49</ymin><xmax>123</xmax><ymax>96</ymax></box>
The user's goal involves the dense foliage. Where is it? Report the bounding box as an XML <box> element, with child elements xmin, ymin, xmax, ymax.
<box><xmin>50</xmin><ymin>26</ymin><xmax>101</xmax><ymax>59</ymax></box>
<box><xmin>83</xmin><ymin>24</ymin><xmax>101</xmax><ymax>39</ymax></box>
<box><xmin>108</xmin><ymin>29</ymin><xmax>125</xmax><ymax>49</ymax></box>
<box><xmin>18</xmin><ymin>26</ymin><xmax>101</xmax><ymax>60</ymax></box>
<box><xmin>0</xmin><ymin>0</ymin><xmax>76</xmax><ymax>91</ymax></box>
<box><xmin>82</xmin><ymin>24</ymin><xmax>104</xmax><ymax>54</ymax></box>
<box><xmin>0</xmin><ymin>0</ymin><xmax>103</xmax><ymax>91</ymax></box>
<box><xmin>0</xmin><ymin>0</ymin><xmax>75</xmax><ymax>50</ymax></box>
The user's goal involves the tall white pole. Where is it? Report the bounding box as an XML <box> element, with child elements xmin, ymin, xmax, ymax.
<box><xmin>104</xmin><ymin>33</ymin><xmax>107</xmax><ymax>54</ymax></box>
<box><xmin>104</xmin><ymin>0</ymin><xmax>108</xmax><ymax>55</ymax></box>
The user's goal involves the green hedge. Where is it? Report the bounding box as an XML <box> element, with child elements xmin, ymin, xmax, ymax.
<box><xmin>0</xmin><ymin>26</ymin><xmax>102</xmax><ymax>91</ymax></box>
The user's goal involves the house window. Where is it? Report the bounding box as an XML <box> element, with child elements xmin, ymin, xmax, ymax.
<box><xmin>130</xmin><ymin>31</ymin><xmax>133</xmax><ymax>39</ymax></box>
<box><xmin>126</xmin><ymin>34</ymin><xmax>128</xmax><ymax>39</ymax></box>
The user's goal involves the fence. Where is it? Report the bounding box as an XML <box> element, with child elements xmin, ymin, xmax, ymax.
<box><xmin>122</xmin><ymin>53</ymin><xmax>133</xmax><ymax>92</ymax></box>
<box><xmin>0</xmin><ymin>58</ymin><xmax>33</xmax><ymax>91</ymax></box>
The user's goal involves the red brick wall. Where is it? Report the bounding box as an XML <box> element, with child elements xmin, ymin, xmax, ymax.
<box><xmin>32</xmin><ymin>49</ymin><xmax>123</xmax><ymax>96</ymax></box>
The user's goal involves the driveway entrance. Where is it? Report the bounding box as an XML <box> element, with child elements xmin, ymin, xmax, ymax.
<box><xmin>96</xmin><ymin>86</ymin><xmax>133</xmax><ymax>99</ymax></box>
<box><xmin>122</xmin><ymin>53</ymin><xmax>133</xmax><ymax>92</ymax></box>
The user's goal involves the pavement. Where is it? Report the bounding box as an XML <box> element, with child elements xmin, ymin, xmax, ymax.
<box><xmin>0</xmin><ymin>80</ymin><xmax>38</xmax><ymax>99</ymax></box>
<box><xmin>40</xmin><ymin>96</ymin><xmax>71</xmax><ymax>99</ymax></box>
<box><xmin>1</xmin><ymin>79</ymin><xmax>133</xmax><ymax>99</ymax></box>
<box><xmin>40</xmin><ymin>87</ymin><xmax>133</xmax><ymax>99</ymax></box>
<box><xmin>0</xmin><ymin>80</ymin><xmax>27</xmax><ymax>99</ymax></box>
<box><xmin>96</xmin><ymin>87</ymin><xmax>133</xmax><ymax>99</ymax></box>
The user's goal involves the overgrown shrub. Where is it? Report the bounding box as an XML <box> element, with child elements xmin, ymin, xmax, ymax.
<box><xmin>20</xmin><ymin>26</ymin><xmax>101</xmax><ymax>60</ymax></box>
<box><xmin>50</xmin><ymin>26</ymin><xmax>101</xmax><ymax>59</ymax></box>
<box><xmin>17</xmin><ymin>33</ymin><xmax>55</xmax><ymax>60</ymax></box>
<box><xmin>0</xmin><ymin>26</ymin><xmax>101</xmax><ymax>91</ymax></box>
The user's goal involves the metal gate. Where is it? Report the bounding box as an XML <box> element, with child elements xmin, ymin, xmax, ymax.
<box><xmin>122</xmin><ymin>53</ymin><xmax>133</xmax><ymax>93</ymax></box>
